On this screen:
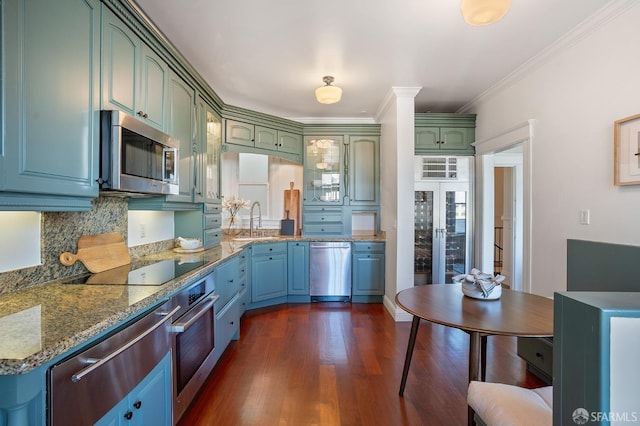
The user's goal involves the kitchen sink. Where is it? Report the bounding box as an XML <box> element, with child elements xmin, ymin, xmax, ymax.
<box><xmin>232</xmin><ymin>236</ymin><xmax>278</xmax><ymax>242</ymax></box>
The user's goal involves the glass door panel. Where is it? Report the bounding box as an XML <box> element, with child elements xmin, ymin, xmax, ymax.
<box><xmin>444</xmin><ymin>190</ymin><xmax>467</xmax><ymax>282</ymax></box>
<box><xmin>304</xmin><ymin>137</ymin><xmax>343</xmax><ymax>204</ymax></box>
<box><xmin>205</xmin><ymin>109</ymin><xmax>221</xmax><ymax>200</ymax></box>
<box><xmin>414</xmin><ymin>190</ymin><xmax>435</xmax><ymax>285</ymax></box>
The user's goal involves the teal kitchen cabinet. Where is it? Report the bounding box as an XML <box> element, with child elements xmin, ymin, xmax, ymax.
<box><xmin>238</xmin><ymin>250</ymin><xmax>251</xmax><ymax>315</ymax></box>
<box><xmin>302</xmin><ymin>206</ymin><xmax>345</xmax><ymax>237</ymax></box>
<box><xmin>214</xmin><ymin>255</ymin><xmax>241</xmax><ymax>362</ymax></box>
<box><xmin>250</xmin><ymin>242</ymin><xmax>288</xmax><ymax>305</ymax></box>
<box><xmin>287</xmin><ymin>241</ymin><xmax>310</xmax><ymax>301</ymax></box>
<box><xmin>165</xmin><ymin>71</ymin><xmax>196</xmax><ymax>203</ymax></box>
<box><xmin>347</xmin><ymin>136</ymin><xmax>379</xmax><ymax>206</ymax></box>
<box><xmin>95</xmin><ymin>351</ymin><xmax>172</xmax><ymax>426</ymax></box>
<box><xmin>174</xmin><ymin>203</ymin><xmax>222</xmax><ymax>249</ymax></box>
<box><xmin>195</xmin><ymin>96</ymin><xmax>222</xmax><ymax>204</ymax></box>
<box><xmin>352</xmin><ymin>242</ymin><xmax>385</xmax><ymax>302</ymax></box>
<box><xmin>224</xmin><ymin>119</ymin><xmax>303</xmax><ymax>159</ymax></box>
<box><xmin>101</xmin><ymin>5</ymin><xmax>168</xmax><ymax>131</ymax></box>
<box><xmin>414</xmin><ymin>113</ymin><xmax>476</xmax><ymax>155</ymax></box>
<box><xmin>1</xmin><ymin>0</ymin><xmax>100</xmax><ymax>210</ymax></box>
<box><xmin>225</xmin><ymin>119</ymin><xmax>255</xmax><ymax>147</ymax></box>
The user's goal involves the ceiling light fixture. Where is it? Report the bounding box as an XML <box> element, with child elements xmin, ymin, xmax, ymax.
<box><xmin>461</xmin><ymin>0</ymin><xmax>511</xmax><ymax>26</ymax></box>
<box><xmin>315</xmin><ymin>76</ymin><xmax>342</xmax><ymax>104</ymax></box>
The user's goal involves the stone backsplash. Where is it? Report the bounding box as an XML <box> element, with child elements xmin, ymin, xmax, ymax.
<box><xmin>0</xmin><ymin>196</ymin><xmax>172</xmax><ymax>295</ymax></box>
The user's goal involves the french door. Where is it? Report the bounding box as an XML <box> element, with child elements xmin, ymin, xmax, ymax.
<box><xmin>414</xmin><ymin>181</ymin><xmax>471</xmax><ymax>285</ymax></box>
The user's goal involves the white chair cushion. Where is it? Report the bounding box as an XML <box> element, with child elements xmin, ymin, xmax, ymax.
<box><xmin>467</xmin><ymin>381</ymin><xmax>552</xmax><ymax>426</ymax></box>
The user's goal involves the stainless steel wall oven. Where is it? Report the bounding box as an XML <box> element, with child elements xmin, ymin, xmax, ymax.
<box><xmin>169</xmin><ymin>273</ymin><xmax>218</xmax><ymax>424</ymax></box>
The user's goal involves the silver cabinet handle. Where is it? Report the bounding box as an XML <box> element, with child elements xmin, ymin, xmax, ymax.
<box><xmin>169</xmin><ymin>294</ymin><xmax>219</xmax><ymax>333</ymax></box>
<box><xmin>71</xmin><ymin>304</ymin><xmax>181</xmax><ymax>382</ymax></box>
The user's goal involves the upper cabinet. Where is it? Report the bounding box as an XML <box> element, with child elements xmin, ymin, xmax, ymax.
<box><xmin>196</xmin><ymin>96</ymin><xmax>222</xmax><ymax>203</ymax></box>
<box><xmin>303</xmin><ymin>137</ymin><xmax>344</xmax><ymax>205</ymax></box>
<box><xmin>224</xmin><ymin>119</ymin><xmax>303</xmax><ymax>162</ymax></box>
<box><xmin>165</xmin><ymin>71</ymin><xmax>196</xmax><ymax>203</ymax></box>
<box><xmin>302</xmin><ymin>126</ymin><xmax>381</xmax><ymax>236</ymax></box>
<box><xmin>414</xmin><ymin>113</ymin><xmax>476</xmax><ymax>155</ymax></box>
<box><xmin>101</xmin><ymin>6</ymin><xmax>168</xmax><ymax>131</ymax></box>
<box><xmin>0</xmin><ymin>0</ymin><xmax>100</xmax><ymax>210</ymax></box>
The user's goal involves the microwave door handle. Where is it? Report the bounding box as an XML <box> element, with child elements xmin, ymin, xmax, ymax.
<box><xmin>163</xmin><ymin>147</ymin><xmax>178</xmax><ymax>183</ymax></box>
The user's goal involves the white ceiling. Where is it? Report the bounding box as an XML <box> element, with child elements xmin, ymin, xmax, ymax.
<box><xmin>134</xmin><ymin>0</ymin><xmax>610</xmax><ymax>121</ymax></box>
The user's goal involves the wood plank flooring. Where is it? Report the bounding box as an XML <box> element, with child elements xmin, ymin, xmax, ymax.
<box><xmin>178</xmin><ymin>302</ymin><xmax>546</xmax><ymax>426</ymax></box>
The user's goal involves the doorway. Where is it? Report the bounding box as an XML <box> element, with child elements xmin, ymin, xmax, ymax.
<box><xmin>474</xmin><ymin>120</ymin><xmax>533</xmax><ymax>293</ymax></box>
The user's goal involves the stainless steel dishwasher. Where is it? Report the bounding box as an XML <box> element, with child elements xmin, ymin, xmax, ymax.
<box><xmin>309</xmin><ymin>242</ymin><xmax>351</xmax><ymax>299</ymax></box>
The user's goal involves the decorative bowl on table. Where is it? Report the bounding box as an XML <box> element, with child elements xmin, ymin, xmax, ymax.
<box><xmin>453</xmin><ymin>268</ymin><xmax>505</xmax><ymax>300</ymax></box>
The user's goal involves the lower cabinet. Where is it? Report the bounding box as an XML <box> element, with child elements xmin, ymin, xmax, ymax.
<box><xmin>287</xmin><ymin>241</ymin><xmax>310</xmax><ymax>301</ymax></box>
<box><xmin>214</xmin><ymin>296</ymin><xmax>240</xmax><ymax>364</ymax></box>
<box><xmin>250</xmin><ymin>242</ymin><xmax>288</xmax><ymax>305</ymax></box>
<box><xmin>352</xmin><ymin>242</ymin><xmax>385</xmax><ymax>302</ymax></box>
<box><xmin>95</xmin><ymin>351</ymin><xmax>172</xmax><ymax>426</ymax></box>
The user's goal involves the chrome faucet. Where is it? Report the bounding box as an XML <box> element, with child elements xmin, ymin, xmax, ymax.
<box><xmin>249</xmin><ymin>201</ymin><xmax>262</xmax><ymax>237</ymax></box>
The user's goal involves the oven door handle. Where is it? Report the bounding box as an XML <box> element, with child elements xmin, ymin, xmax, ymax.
<box><xmin>71</xmin><ymin>304</ymin><xmax>181</xmax><ymax>382</ymax></box>
<box><xmin>169</xmin><ymin>294</ymin><xmax>219</xmax><ymax>334</ymax></box>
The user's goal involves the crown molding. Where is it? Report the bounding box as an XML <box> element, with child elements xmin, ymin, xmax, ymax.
<box><xmin>459</xmin><ymin>0</ymin><xmax>638</xmax><ymax>113</ymax></box>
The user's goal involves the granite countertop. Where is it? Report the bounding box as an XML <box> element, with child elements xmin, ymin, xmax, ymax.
<box><xmin>0</xmin><ymin>234</ymin><xmax>384</xmax><ymax>375</ymax></box>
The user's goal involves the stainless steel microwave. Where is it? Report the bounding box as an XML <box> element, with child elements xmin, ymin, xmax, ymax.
<box><xmin>99</xmin><ymin>110</ymin><xmax>179</xmax><ymax>195</ymax></box>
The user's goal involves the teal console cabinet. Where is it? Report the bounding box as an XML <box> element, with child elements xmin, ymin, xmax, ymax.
<box><xmin>351</xmin><ymin>242</ymin><xmax>385</xmax><ymax>302</ymax></box>
<box><xmin>414</xmin><ymin>113</ymin><xmax>476</xmax><ymax>155</ymax></box>
<box><xmin>287</xmin><ymin>241</ymin><xmax>310</xmax><ymax>302</ymax></box>
<box><xmin>101</xmin><ymin>5</ymin><xmax>168</xmax><ymax>131</ymax></box>
<box><xmin>250</xmin><ymin>242</ymin><xmax>288</xmax><ymax>306</ymax></box>
<box><xmin>1</xmin><ymin>0</ymin><xmax>100</xmax><ymax>210</ymax></box>
<box><xmin>95</xmin><ymin>352</ymin><xmax>172</xmax><ymax>426</ymax></box>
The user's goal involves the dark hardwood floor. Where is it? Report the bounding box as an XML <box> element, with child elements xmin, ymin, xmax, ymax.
<box><xmin>178</xmin><ymin>302</ymin><xmax>546</xmax><ymax>426</ymax></box>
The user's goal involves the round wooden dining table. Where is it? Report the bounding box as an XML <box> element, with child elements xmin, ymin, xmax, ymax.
<box><xmin>396</xmin><ymin>283</ymin><xmax>553</xmax><ymax>425</ymax></box>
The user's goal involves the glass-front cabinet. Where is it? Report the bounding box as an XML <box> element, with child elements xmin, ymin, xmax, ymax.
<box><xmin>204</xmin><ymin>107</ymin><xmax>221</xmax><ymax>202</ymax></box>
<box><xmin>303</xmin><ymin>136</ymin><xmax>344</xmax><ymax>205</ymax></box>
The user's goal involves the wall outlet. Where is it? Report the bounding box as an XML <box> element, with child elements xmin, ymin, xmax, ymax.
<box><xmin>579</xmin><ymin>209</ymin><xmax>590</xmax><ymax>225</ymax></box>
<box><xmin>140</xmin><ymin>223</ymin><xmax>146</xmax><ymax>239</ymax></box>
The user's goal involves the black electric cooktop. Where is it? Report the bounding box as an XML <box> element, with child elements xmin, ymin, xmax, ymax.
<box><xmin>63</xmin><ymin>259</ymin><xmax>206</xmax><ymax>285</ymax></box>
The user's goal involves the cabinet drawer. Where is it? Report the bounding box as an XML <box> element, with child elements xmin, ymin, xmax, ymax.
<box><xmin>204</xmin><ymin>203</ymin><xmax>221</xmax><ymax>214</ymax></box>
<box><xmin>204</xmin><ymin>214</ymin><xmax>221</xmax><ymax>229</ymax></box>
<box><xmin>251</xmin><ymin>242</ymin><xmax>287</xmax><ymax>256</ymax></box>
<box><xmin>352</xmin><ymin>242</ymin><xmax>385</xmax><ymax>253</ymax></box>
<box><xmin>303</xmin><ymin>224</ymin><xmax>344</xmax><ymax>235</ymax></box>
<box><xmin>204</xmin><ymin>228</ymin><xmax>222</xmax><ymax>247</ymax></box>
<box><xmin>517</xmin><ymin>337</ymin><xmax>553</xmax><ymax>378</ymax></box>
<box><xmin>304</xmin><ymin>212</ymin><xmax>343</xmax><ymax>223</ymax></box>
<box><xmin>215</xmin><ymin>297</ymin><xmax>240</xmax><ymax>356</ymax></box>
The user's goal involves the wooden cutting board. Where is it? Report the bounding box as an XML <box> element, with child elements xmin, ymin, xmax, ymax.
<box><xmin>283</xmin><ymin>182</ymin><xmax>300</xmax><ymax>235</ymax></box>
<box><xmin>59</xmin><ymin>232</ymin><xmax>131</xmax><ymax>273</ymax></box>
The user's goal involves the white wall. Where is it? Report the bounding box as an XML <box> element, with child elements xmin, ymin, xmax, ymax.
<box><xmin>127</xmin><ymin>211</ymin><xmax>174</xmax><ymax>247</ymax></box>
<box><xmin>463</xmin><ymin>2</ymin><xmax>640</xmax><ymax>296</ymax></box>
<box><xmin>0</xmin><ymin>212</ymin><xmax>41</xmax><ymax>272</ymax></box>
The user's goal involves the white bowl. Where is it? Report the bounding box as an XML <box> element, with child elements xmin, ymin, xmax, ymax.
<box><xmin>176</xmin><ymin>237</ymin><xmax>202</xmax><ymax>250</ymax></box>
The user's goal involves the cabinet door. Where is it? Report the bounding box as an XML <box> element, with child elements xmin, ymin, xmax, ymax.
<box><xmin>278</xmin><ymin>131</ymin><xmax>303</xmax><ymax>155</ymax></box>
<box><xmin>129</xmin><ymin>352</ymin><xmax>172</xmax><ymax>426</ymax></box>
<box><xmin>415</xmin><ymin>127</ymin><xmax>440</xmax><ymax>151</ymax></box>
<box><xmin>254</xmin><ymin>126</ymin><xmax>278</xmax><ymax>151</ymax></box>
<box><xmin>225</xmin><ymin>120</ymin><xmax>255</xmax><ymax>147</ymax></box>
<box><xmin>303</xmin><ymin>136</ymin><xmax>344</xmax><ymax>205</ymax></box>
<box><xmin>2</xmin><ymin>0</ymin><xmax>100</xmax><ymax>198</ymax></box>
<box><xmin>166</xmin><ymin>71</ymin><xmax>195</xmax><ymax>203</ymax></box>
<box><xmin>251</xmin><ymin>254</ymin><xmax>287</xmax><ymax>302</ymax></box>
<box><xmin>139</xmin><ymin>46</ymin><xmax>168</xmax><ymax>130</ymax></box>
<box><xmin>352</xmin><ymin>253</ymin><xmax>385</xmax><ymax>295</ymax></box>
<box><xmin>102</xmin><ymin>6</ymin><xmax>138</xmax><ymax>117</ymax></box>
<box><xmin>348</xmin><ymin>136</ymin><xmax>379</xmax><ymax>205</ymax></box>
<box><xmin>288</xmin><ymin>242</ymin><xmax>309</xmax><ymax>295</ymax></box>
<box><xmin>440</xmin><ymin>127</ymin><xmax>472</xmax><ymax>151</ymax></box>
<box><xmin>204</xmin><ymin>106</ymin><xmax>222</xmax><ymax>202</ymax></box>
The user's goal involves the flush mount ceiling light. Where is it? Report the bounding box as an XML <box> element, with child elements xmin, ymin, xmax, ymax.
<box><xmin>461</xmin><ymin>0</ymin><xmax>511</xmax><ymax>26</ymax></box>
<box><xmin>315</xmin><ymin>76</ymin><xmax>342</xmax><ymax>104</ymax></box>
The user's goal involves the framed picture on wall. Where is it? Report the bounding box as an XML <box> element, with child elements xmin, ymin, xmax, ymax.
<box><xmin>614</xmin><ymin>113</ymin><xmax>640</xmax><ymax>185</ymax></box>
